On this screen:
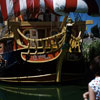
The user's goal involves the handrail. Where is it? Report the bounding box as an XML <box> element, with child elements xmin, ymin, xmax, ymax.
<box><xmin>17</xmin><ymin>28</ymin><xmax>66</xmax><ymax>42</ymax></box>
<box><xmin>16</xmin><ymin>27</ymin><xmax>66</xmax><ymax>55</ymax></box>
<box><xmin>15</xmin><ymin>26</ymin><xmax>66</xmax><ymax>63</ymax></box>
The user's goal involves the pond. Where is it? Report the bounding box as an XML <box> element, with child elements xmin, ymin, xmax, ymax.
<box><xmin>0</xmin><ymin>82</ymin><xmax>87</xmax><ymax>100</ymax></box>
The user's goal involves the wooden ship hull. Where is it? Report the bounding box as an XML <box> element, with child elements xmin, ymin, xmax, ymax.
<box><xmin>0</xmin><ymin>22</ymin><xmax>89</xmax><ymax>83</ymax></box>
<box><xmin>0</xmin><ymin>13</ymin><xmax>94</xmax><ymax>83</ymax></box>
<box><xmin>0</xmin><ymin>18</ymin><xmax>67</xmax><ymax>83</ymax></box>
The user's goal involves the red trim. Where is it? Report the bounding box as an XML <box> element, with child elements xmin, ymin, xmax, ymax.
<box><xmin>34</xmin><ymin>0</ymin><xmax>40</xmax><ymax>14</ymax></box>
<box><xmin>13</xmin><ymin>40</ymin><xmax>17</xmax><ymax>51</ymax></box>
<box><xmin>26</xmin><ymin>0</ymin><xmax>34</xmax><ymax>13</ymax></box>
<box><xmin>44</xmin><ymin>0</ymin><xmax>54</xmax><ymax>13</ymax></box>
<box><xmin>13</xmin><ymin>0</ymin><xmax>20</xmax><ymax>17</ymax></box>
<box><xmin>65</xmin><ymin>0</ymin><xmax>77</xmax><ymax>12</ymax></box>
<box><xmin>22</xmin><ymin>50</ymin><xmax>62</xmax><ymax>62</ymax></box>
<box><xmin>0</xmin><ymin>0</ymin><xmax>8</xmax><ymax>20</ymax></box>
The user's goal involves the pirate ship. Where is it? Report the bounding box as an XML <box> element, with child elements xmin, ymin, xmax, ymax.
<box><xmin>0</xmin><ymin>0</ymin><xmax>99</xmax><ymax>83</ymax></box>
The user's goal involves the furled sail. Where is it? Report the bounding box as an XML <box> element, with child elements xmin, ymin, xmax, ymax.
<box><xmin>0</xmin><ymin>0</ymin><xmax>100</xmax><ymax>21</ymax></box>
<box><xmin>45</xmin><ymin>0</ymin><xmax>100</xmax><ymax>16</ymax></box>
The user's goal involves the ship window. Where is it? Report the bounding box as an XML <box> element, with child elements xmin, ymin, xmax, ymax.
<box><xmin>23</xmin><ymin>30</ymin><xmax>30</xmax><ymax>38</ymax></box>
<box><xmin>31</xmin><ymin>30</ymin><xmax>36</xmax><ymax>37</ymax></box>
<box><xmin>38</xmin><ymin>29</ymin><xmax>45</xmax><ymax>38</ymax></box>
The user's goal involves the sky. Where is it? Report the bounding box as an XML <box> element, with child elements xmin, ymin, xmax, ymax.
<box><xmin>60</xmin><ymin>13</ymin><xmax>100</xmax><ymax>33</ymax></box>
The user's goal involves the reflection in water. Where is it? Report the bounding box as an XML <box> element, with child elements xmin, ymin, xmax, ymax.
<box><xmin>0</xmin><ymin>83</ymin><xmax>87</xmax><ymax>100</ymax></box>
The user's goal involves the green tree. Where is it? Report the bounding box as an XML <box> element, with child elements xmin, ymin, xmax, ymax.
<box><xmin>82</xmin><ymin>40</ymin><xmax>100</xmax><ymax>62</ymax></box>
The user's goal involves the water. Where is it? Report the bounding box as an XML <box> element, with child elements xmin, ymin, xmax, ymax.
<box><xmin>0</xmin><ymin>82</ymin><xmax>87</xmax><ymax>100</ymax></box>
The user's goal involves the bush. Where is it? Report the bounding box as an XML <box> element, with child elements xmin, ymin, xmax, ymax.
<box><xmin>82</xmin><ymin>39</ymin><xmax>100</xmax><ymax>62</ymax></box>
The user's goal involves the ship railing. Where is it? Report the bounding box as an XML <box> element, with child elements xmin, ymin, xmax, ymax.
<box><xmin>16</xmin><ymin>27</ymin><xmax>66</xmax><ymax>54</ymax></box>
<box><xmin>15</xmin><ymin>25</ymin><xmax>66</xmax><ymax>63</ymax></box>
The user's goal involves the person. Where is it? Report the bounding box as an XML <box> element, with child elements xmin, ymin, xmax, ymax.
<box><xmin>83</xmin><ymin>56</ymin><xmax>100</xmax><ymax>100</ymax></box>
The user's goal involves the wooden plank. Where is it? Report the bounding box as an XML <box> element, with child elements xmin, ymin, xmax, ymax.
<box><xmin>8</xmin><ymin>21</ymin><xmax>61</xmax><ymax>27</ymax></box>
<box><xmin>85</xmin><ymin>20</ymin><xmax>93</xmax><ymax>25</ymax></box>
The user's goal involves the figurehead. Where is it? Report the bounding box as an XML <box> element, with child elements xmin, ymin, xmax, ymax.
<box><xmin>66</xmin><ymin>17</ymin><xmax>74</xmax><ymax>27</ymax></box>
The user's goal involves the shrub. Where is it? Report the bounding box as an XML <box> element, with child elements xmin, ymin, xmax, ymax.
<box><xmin>82</xmin><ymin>39</ymin><xmax>100</xmax><ymax>62</ymax></box>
